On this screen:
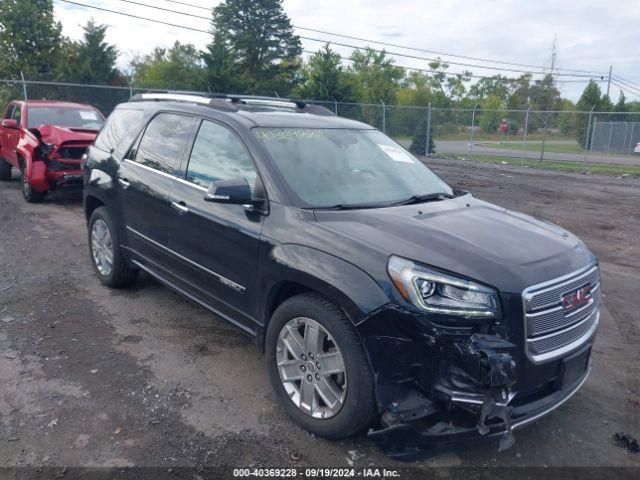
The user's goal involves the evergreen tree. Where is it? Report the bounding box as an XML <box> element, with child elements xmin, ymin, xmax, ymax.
<box><xmin>575</xmin><ymin>80</ymin><xmax>603</xmax><ymax>147</ymax></box>
<box><xmin>211</xmin><ymin>0</ymin><xmax>302</xmax><ymax>95</ymax></box>
<box><xmin>202</xmin><ymin>34</ymin><xmax>243</xmax><ymax>93</ymax></box>
<box><xmin>293</xmin><ymin>44</ymin><xmax>356</xmax><ymax>101</ymax></box>
<box><xmin>409</xmin><ymin>117</ymin><xmax>435</xmax><ymax>156</ymax></box>
<box><xmin>59</xmin><ymin>19</ymin><xmax>121</xmax><ymax>84</ymax></box>
<box><xmin>0</xmin><ymin>0</ymin><xmax>63</xmax><ymax>79</ymax></box>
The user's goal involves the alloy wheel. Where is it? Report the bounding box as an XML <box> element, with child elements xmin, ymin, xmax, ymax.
<box><xmin>91</xmin><ymin>219</ymin><xmax>114</xmax><ymax>276</ymax></box>
<box><xmin>276</xmin><ymin>317</ymin><xmax>347</xmax><ymax>419</ymax></box>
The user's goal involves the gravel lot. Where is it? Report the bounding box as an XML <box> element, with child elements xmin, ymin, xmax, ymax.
<box><xmin>0</xmin><ymin>158</ymin><xmax>638</xmax><ymax>478</ymax></box>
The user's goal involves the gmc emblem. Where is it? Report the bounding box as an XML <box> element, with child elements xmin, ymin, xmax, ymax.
<box><xmin>562</xmin><ymin>284</ymin><xmax>591</xmax><ymax>311</ymax></box>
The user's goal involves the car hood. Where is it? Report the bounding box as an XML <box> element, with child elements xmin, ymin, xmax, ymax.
<box><xmin>31</xmin><ymin>124</ymin><xmax>98</xmax><ymax>145</ymax></box>
<box><xmin>313</xmin><ymin>194</ymin><xmax>595</xmax><ymax>293</ymax></box>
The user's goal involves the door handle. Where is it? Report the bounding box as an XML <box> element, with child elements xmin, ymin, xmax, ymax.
<box><xmin>171</xmin><ymin>201</ymin><xmax>190</xmax><ymax>214</ymax></box>
<box><xmin>117</xmin><ymin>177</ymin><xmax>130</xmax><ymax>189</ymax></box>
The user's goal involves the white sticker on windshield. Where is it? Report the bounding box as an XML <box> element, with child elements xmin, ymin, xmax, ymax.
<box><xmin>79</xmin><ymin>110</ymin><xmax>99</xmax><ymax>120</ymax></box>
<box><xmin>378</xmin><ymin>144</ymin><xmax>414</xmax><ymax>163</ymax></box>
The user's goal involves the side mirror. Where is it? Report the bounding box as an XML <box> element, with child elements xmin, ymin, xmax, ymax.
<box><xmin>204</xmin><ymin>178</ymin><xmax>252</xmax><ymax>205</ymax></box>
<box><xmin>1</xmin><ymin>119</ymin><xmax>18</xmax><ymax>129</ymax></box>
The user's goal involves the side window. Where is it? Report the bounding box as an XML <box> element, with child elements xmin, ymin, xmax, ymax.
<box><xmin>11</xmin><ymin>105</ymin><xmax>21</xmax><ymax>127</ymax></box>
<box><xmin>94</xmin><ymin>108</ymin><xmax>145</xmax><ymax>155</ymax></box>
<box><xmin>186</xmin><ymin>120</ymin><xmax>257</xmax><ymax>189</ymax></box>
<box><xmin>4</xmin><ymin>104</ymin><xmax>14</xmax><ymax>119</ymax></box>
<box><xmin>134</xmin><ymin>113</ymin><xmax>194</xmax><ymax>174</ymax></box>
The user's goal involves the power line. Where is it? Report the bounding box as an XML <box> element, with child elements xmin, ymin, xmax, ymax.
<box><xmin>157</xmin><ymin>0</ymin><xmax>608</xmax><ymax>76</ymax></box>
<box><xmin>112</xmin><ymin>0</ymin><xmax>603</xmax><ymax>78</ymax></box>
<box><xmin>54</xmin><ymin>0</ymin><xmax>607</xmax><ymax>87</ymax></box>
<box><xmin>611</xmin><ymin>75</ymin><xmax>640</xmax><ymax>95</ymax></box>
<box><xmin>611</xmin><ymin>81</ymin><xmax>640</xmax><ymax>99</ymax></box>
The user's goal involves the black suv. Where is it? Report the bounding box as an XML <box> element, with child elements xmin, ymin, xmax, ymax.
<box><xmin>83</xmin><ymin>93</ymin><xmax>600</xmax><ymax>456</ymax></box>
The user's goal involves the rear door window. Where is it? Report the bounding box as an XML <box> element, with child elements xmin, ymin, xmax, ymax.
<box><xmin>134</xmin><ymin>113</ymin><xmax>195</xmax><ymax>175</ymax></box>
<box><xmin>94</xmin><ymin>108</ymin><xmax>145</xmax><ymax>155</ymax></box>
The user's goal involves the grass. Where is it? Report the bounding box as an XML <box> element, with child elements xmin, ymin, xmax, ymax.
<box><xmin>478</xmin><ymin>141</ymin><xmax>583</xmax><ymax>154</ymax></box>
<box><xmin>448</xmin><ymin>154</ymin><xmax>640</xmax><ymax>177</ymax></box>
<box><xmin>435</xmin><ymin>132</ymin><xmax>576</xmax><ymax>142</ymax></box>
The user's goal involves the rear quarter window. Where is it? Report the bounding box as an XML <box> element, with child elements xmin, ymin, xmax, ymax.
<box><xmin>94</xmin><ymin>108</ymin><xmax>145</xmax><ymax>156</ymax></box>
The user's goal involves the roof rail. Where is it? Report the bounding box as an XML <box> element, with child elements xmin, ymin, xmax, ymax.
<box><xmin>129</xmin><ymin>92</ymin><xmax>335</xmax><ymax>116</ymax></box>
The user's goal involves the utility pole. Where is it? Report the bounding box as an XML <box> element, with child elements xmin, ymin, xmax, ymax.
<box><xmin>606</xmin><ymin>65</ymin><xmax>612</xmax><ymax>97</ymax></box>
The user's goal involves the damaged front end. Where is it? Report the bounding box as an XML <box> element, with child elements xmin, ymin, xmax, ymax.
<box><xmin>360</xmin><ymin>300</ymin><xmax>592</xmax><ymax>460</ymax></box>
<box><xmin>30</xmin><ymin>125</ymin><xmax>97</xmax><ymax>191</ymax></box>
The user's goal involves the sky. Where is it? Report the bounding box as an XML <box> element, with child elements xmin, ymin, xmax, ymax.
<box><xmin>53</xmin><ymin>0</ymin><xmax>640</xmax><ymax>102</ymax></box>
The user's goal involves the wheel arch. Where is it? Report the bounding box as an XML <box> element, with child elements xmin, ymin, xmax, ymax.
<box><xmin>256</xmin><ymin>245</ymin><xmax>390</xmax><ymax>349</ymax></box>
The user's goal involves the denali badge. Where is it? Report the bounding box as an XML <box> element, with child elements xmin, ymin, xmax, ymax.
<box><xmin>562</xmin><ymin>284</ymin><xmax>591</xmax><ymax>311</ymax></box>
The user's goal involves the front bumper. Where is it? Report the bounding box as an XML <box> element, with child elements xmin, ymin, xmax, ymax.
<box><xmin>368</xmin><ymin>360</ymin><xmax>592</xmax><ymax>460</ymax></box>
<box><xmin>357</xmin><ymin>299</ymin><xmax>597</xmax><ymax>459</ymax></box>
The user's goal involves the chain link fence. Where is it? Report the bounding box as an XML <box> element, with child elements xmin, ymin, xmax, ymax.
<box><xmin>590</xmin><ymin>120</ymin><xmax>640</xmax><ymax>154</ymax></box>
<box><xmin>2</xmin><ymin>78</ymin><xmax>640</xmax><ymax>163</ymax></box>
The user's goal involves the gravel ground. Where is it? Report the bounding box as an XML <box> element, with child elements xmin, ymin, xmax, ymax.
<box><xmin>0</xmin><ymin>158</ymin><xmax>638</xmax><ymax>478</ymax></box>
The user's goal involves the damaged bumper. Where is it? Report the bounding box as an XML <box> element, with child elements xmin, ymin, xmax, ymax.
<box><xmin>369</xmin><ymin>362</ymin><xmax>591</xmax><ymax>460</ymax></box>
<box><xmin>357</xmin><ymin>300</ymin><xmax>596</xmax><ymax>459</ymax></box>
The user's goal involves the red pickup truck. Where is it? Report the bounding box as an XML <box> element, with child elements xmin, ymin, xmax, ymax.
<box><xmin>0</xmin><ymin>100</ymin><xmax>104</xmax><ymax>202</ymax></box>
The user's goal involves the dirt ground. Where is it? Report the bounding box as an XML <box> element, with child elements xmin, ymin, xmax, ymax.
<box><xmin>0</xmin><ymin>158</ymin><xmax>638</xmax><ymax>478</ymax></box>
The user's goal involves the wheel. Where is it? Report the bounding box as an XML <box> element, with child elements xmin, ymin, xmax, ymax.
<box><xmin>88</xmin><ymin>206</ymin><xmax>138</xmax><ymax>288</ymax></box>
<box><xmin>20</xmin><ymin>165</ymin><xmax>46</xmax><ymax>203</ymax></box>
<box><xmin>0</xmin><ymin>157</ymin><xmax>11</xmax><ymax>180</ymax></box>
<box><xmin>265</xmin><ymin>293</ymin><xmax>376</xmax><ymax>439</ymax></box>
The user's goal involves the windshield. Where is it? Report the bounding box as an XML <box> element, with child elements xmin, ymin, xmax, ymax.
<box><xmin>254</xmin><ymin>128</ymin><xmax>453</xmax><ymax>208</ymax></box>
<box><xmin>27</xmin><ymin>106</ymin><xmax>104</xmax><ymax>130</ymax></box>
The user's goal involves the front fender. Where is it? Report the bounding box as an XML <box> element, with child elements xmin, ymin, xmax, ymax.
<box><xmin>259</xmin><ymin>244</ymin><xmax>390</xmax><ymax>327</ymax></box>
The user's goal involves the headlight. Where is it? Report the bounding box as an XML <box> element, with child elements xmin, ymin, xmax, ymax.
<box><xmin>387</xmin><ymin>255</ymin><xmax>500</xmax><ymax>318</ymax></box>
<box><xmin>40</xmin><ymin>142</ymin><xmax>55</xmax><ymax>160</ymax></box>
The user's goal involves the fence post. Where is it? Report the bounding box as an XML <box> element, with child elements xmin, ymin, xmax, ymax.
<box><xmin>539</xmin><ymin>114</ymin><xmax>548</xmax><ymax>162</ymax></box>
<box><xmin>332</xmin><ymin>97</ymin><xmax>338</xmax><ymax>115</ymax></box>
<box><xmin>425</xmin><ymin>103</ymin><xmax>432</xmax><ymax>157</ymax></box>
<box><xmin>20</xmin><ymin>71</ymin><xmax>28</xmax><ymax>101</ymax></box>
<box><xmin>522</xmin><ymin>106</ymin><xmax>530</xmax><ymax>167</ymax></box>
<box><xmin>589</xmin><ymin>117</ymin><xmax>597</xmax><ymax>152</ymax></box>
<box><xmin>585</xmin><ymin>106</ymin><xmax>595</xmax><ymax>151</ymax></box>
<box><xmin>380</xmin><ymin>100</ymin><xmax>386</xmax><ymax>133</ymax></box>
<box><xmin>607</xmin><ymin>121</ymin><xmax>613</xmax><ymax>154</ymax></box>
<box><xmin>469</xmin><ymin>104</ymin><xmax>478</xmax><ymax>154</ymax></box>
<box><xmin>128</xmin><ymin>79</ymin><xmax>134</xmax><ymax>99</ymax></box>
<box><xmin>629</xmin><ymin>122</ymin><xmax>636</xmax><ymax>154</ymax></box>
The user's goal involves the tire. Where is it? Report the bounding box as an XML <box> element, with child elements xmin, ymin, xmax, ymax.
<box><xmin>0</xmin><ymin>157</ymin><xmax>11</xmax><ymax>181</ymax></box>
<box><xmin>88</xmin><ymin>206</ymin><xmax>139</xmax><ymax>288</ymax></box>
<box><xmin>20</xmin><ymin>164</ymin><xmax>46</xmax><ymax>203</ymax></box>
<box><xmin>265</xmin><ymin>293</ymin><xmax>376</xmax><ymax>439</ymax></box>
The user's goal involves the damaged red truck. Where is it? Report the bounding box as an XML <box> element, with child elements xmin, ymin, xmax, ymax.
<box><xmin>0</xmin><ymin>100</ymin><xmax>104</xmax><ymax>202</ymax></box>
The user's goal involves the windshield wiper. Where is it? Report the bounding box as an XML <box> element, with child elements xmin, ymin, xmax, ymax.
<box><xmin>390</xmin><ymin>192</ymin><xmax>455</xmax><ymax>207</ymax></box>
<box><xmin>314</xmin><ymin>202</ymin><xmax>390</xmax><ymax>211</ymax></box>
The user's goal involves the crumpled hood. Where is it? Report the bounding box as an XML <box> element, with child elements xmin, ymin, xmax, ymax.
<box><xmin>313</xmin><ymin>195</ymin><xmax>595</xmax><ymax>293</ymax></box>
<box><xmin>31</xmin><ymin>124</ymin><xmax>98</xmax><ymax>145</ymax></box>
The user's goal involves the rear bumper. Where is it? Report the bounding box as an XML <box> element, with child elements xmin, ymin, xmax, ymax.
<box><xmin>368</xmin><ymin>360</ymin><xmax>592</xmax><ymax>460</ymax></box>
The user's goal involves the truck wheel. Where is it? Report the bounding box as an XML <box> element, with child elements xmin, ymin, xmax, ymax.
<box><xmin>0</xmin><ymin>157</ymin><xmax>11</xmax><ymax>181</ymax></box>
<box><xmin>265</xmin><ymin>293</ymin><xmax>376</xmax><ymax>439</ymax></box>
<box><xmin>88</xmin><ymin>206</ymin><xmax>139</xmax><ymax>288</ymax></box>
<box><xmin>20</xmin><ymin>165</ymin><xmax>46</xmax><ymax>203</ymax></box>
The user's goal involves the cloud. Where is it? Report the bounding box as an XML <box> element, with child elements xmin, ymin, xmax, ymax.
<box><xmin>53</xmin><ymin>0</ymin><xmax>640</xmax><ymax>100</ymax></box>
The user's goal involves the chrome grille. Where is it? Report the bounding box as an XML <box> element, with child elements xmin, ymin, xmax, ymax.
<box><xmin>523</xmin><ymin>265</ymin><xmax>601</xmax><ymax>363</ymax></box>
<box><xmin>525</xmin><ymin>266</ymin><xmax>600</xmax><ymax>311</ymax></box>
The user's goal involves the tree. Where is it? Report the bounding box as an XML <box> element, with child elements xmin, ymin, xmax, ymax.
<box><xmin>293</xmin><ymin>44</ymin><xmax>356</xmax><ymax>102</ymax></box>
<box><xmin>614</xmin><ymin>91</ymin><xmax>628</xmax><ymax>121</ymax></box>
<box><xmin>131</xmin><ymin>42</ymin><xmax>207</xmax><ymax>90</ymax></box>
<box><xmin>479</xmin><ymin>95</ymin><xmax>504</xmax><ymax>133</ymax></box>
<box><xmin>575</xmin><ymin>80</ymin><xmax>603</xmax><ymax>147</ymax></box>
<box><xmin>202</xmin><ymin>33</ymin><xmax>243</xmax><ymax>93</ymax></box>
<box><xmin>0</xmin><ymin>0</ymin><xmax>63</xmax><ymax>79</ymax></box>
<box><xmin>59</xmin><ymin>19</ymin><xmax>121</xmax><ymax>84</ymax></box>
<box><xmin>211</xmin><ymin>0</ymin><xmax>302</xmax><ymax>95</ymax></box>
<box><xmin>349</xmin><ymin>49</ymin><xmax>403</xmax><ymax>105</ymax></box>
<box><xmin>409</xmin><ymin>117</ymin><xmax>435</xmax><ymax>156</ymax></box>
